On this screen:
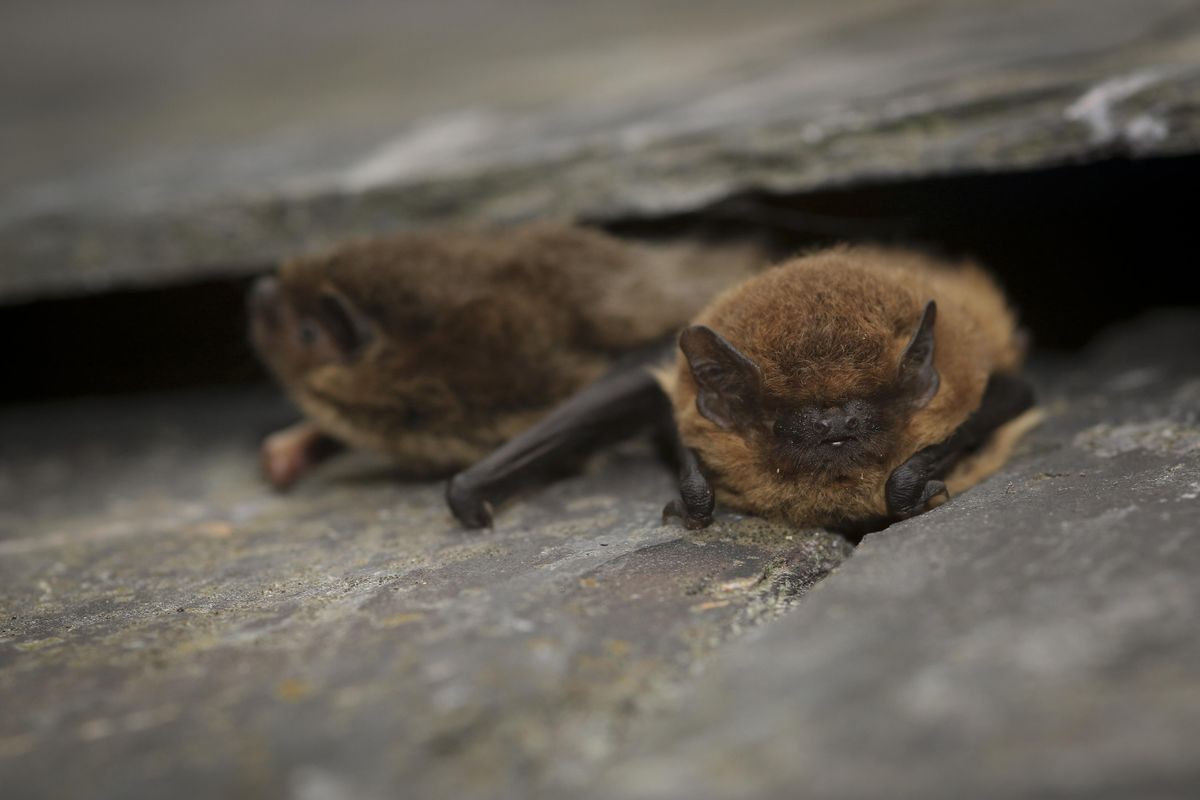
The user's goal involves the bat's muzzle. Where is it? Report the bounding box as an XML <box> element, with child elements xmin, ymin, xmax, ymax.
<box><xmin>248</xmin><ymin>276</ymin><xmax>283</xmax><ymax>329</ymax></box>
<box><xmin>813</xmin><ymin>409</ymin><xmax>860</xmax><ymax>445</ymax></box>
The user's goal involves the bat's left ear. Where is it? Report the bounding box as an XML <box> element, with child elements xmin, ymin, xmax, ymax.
<box><xmin>898</xmin><ymin>300</ymin><xmax>939</xmax><ymax>408</ymax></box>
<box><xmin>680</xmin><ymin>325</ymin><xmax>763</xmax><ymax>430</ymax></box>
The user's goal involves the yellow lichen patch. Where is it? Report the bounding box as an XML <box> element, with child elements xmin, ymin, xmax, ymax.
<box><xmin>276</xmin><ymin>679</ymin><xmax>311</xmax><ymax>702</ymax></box>
<box><xmin>191</xmin><ymin>520</ymin><xmax>235</xmax><ymax>538</ymax></box>
<box><xmin>690</xmin><ymin>600</ymin><xmax>732</xmax><ymax>613</ymax></box>
<box><xmin>77</xmin><ymin>718</ymin><xmax>116</xmax><ymax>741</ymax></box>
<box><xmin>0</xmin><ymin>735</ymin><xmax>36</xmax><ymax>758</ymax></box>
<box><xmin>13</xmin><ymin>636</ymin><xmax>64</xmax><ymax>652</ymax></box>
<box><xmin>604</xmin><ymin>638</ymin><xmax>631</xmax><ymax>657</ymax></box>
<box><xmin>714</xmin><ymin>576</ymin><xmax>761</xmax><ymax>595</ymax></box>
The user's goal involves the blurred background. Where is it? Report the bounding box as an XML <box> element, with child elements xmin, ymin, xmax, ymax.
<box><xmin>2</xmin><ymin>0</ymin><xmax>1198</xmax><ymax>403</ymax></box>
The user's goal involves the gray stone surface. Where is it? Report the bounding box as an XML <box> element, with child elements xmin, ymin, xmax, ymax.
<box><xmin>1</xmin><ymin>312</ymin><xmax>1198</xmax><ymax>799</ymax></box>
<box><xmin>597</xmin><ymin>311</ymin><xmax>1200</xmax><ymax>800</ymax></box>
<box><xmin>0</xmin><ymin>389</ymin><xmax>850</xmax><ymax>799</ymax></box>
<box><xmin>3</xmin><ymin>0</ymin><xmax>1200</xmax><ymax>302</ymax></box>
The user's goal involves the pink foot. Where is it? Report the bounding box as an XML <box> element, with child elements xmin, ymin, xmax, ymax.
<box><xmin>260</xmin><ymin>422</ymin><xmax>340</xmax><ymax>490</ymax></box>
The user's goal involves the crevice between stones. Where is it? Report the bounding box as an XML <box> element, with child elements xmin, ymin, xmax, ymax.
<box><xmin>2</xmin><ymin>153</ymin><xmax>1197</xmax><ymax>404</ymax></box>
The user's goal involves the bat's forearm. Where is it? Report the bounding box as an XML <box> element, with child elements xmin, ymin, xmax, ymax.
<box><xmin>886</xmin><ymin>373</ymin><xmax>1034</xmax><ymax>517</ymax></box>
<box><xmin>447</xmin><ymin>344</ymin><xmax>674</xmax><ymax>528</ymax></box>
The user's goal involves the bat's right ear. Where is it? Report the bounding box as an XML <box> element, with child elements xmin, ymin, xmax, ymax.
<box><xmin>679</xmin><ymin>325</ymin><xmax>763</xmax><ymax>430</ymax></box>
<box><xmin>318</xmin><ymin>284</ymin><xmax>376</xmax><ymax>361</ymax></box>
<box><xmin>897</xmin><ymin>300</ymin><xmax>939</xmax><ymax>408</ymax></box>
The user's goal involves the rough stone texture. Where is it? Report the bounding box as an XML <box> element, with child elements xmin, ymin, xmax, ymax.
<box><xmin>2</xmin><ymin>312</ymin><xmax>1198</xmax><ymax>799</ymax></box>
<box><xmin>597</xmin><ymin>311</ymin><xmax>1200</xmax><ymax>800</ymax></box>
<box><xmin>0</xmin><ymin>390</ymin><xmax>850</xmax><ymax>799</ymax></box>
<box><xmin>3</xmin><ymin>0</ymin><xmax>1200</xmax><ymax>302</ymax></box>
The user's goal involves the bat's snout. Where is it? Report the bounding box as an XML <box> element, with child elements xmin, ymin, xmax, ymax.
<box><xmin>249</xmin><ymin>276</ymin><xmax>283</xmax><ymax>329</ymax></box>
<box><xmin>812</xmin><ymin>408</ymin><xmax>859</xmax><ymax>444</ymax></box>
<box><xmin>247</xmin><ymin>276</ymin><xmax>294</xmax><ymax>373</ymax></box>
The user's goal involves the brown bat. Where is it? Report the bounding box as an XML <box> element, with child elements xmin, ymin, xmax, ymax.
<box><xmin>248</xmin><ymin>222</ymin><xmax>764</xmax><ymax>488</ymax></box>
<box><xmin>447</xmin><ymin>245</ymin><xmax>1038</xmax><ymax>533</ymax></box>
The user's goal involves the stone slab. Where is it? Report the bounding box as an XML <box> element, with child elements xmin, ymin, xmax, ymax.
<box><xmin>2</xmin><ymin>312</ymin><xmax>1199</xmax><ymax>798</ymax></box>
<box><xmin>3</xmin><ymin>0</ymin><xmax>1200</xmax><ymax>302</ymax></box>
<box><xmin>598</xmin><ymin>311</ymin><xmax>1200</xmax><ymax>800</ymax></box>
<box><xmin>0</xmin><ymin>388</ymin><xmax>850</xmax><ymax>799</ymax></box>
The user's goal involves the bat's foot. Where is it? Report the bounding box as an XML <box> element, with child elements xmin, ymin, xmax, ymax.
<box><xmin>885</xmin><ymin>461</ymin><xmax>949</xmax><ymax>518</ymax></box>
<box><xmin>261</xmin><ymin>442</ymin><xmax>302</xmax><ymax>491</ymax></box>
<box><xmin>261</xmin><ymin>422</ymin><xmax>339</xmax><ymax>490</ymax></box>
<box><xmin>446</xmin><ymin>474</ymin><xmax>495</xmax><ymax>529</ymax></box>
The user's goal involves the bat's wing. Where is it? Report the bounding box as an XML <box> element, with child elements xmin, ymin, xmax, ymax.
<box><xmin>886</xmin><ymin>373</ymin><xmax>1035</xmax><ymax>518</ymax></box>
<box><xmin>446</xmin><ymin>342</ymin><xmax>674</xmax><ymax>528</ymax></box>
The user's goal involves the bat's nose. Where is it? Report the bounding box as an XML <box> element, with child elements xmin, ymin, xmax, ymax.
<box><xmin>814</xmin><ymin>409</ymin><xmax>859</xmax><ymax>441</ymax></box>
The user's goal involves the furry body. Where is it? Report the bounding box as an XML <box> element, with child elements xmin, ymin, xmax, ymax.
<box><xmin>250</xmin><ymin>223</ymin><xmax>763</xmax><ymax>481</ymax></box>
<box><xmin>662</xmin><ymin>246</ymin><xmax>1030</xmax><ymax>529</ymax></box>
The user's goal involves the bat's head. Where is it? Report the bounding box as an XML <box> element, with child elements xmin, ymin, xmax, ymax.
<box><xmin>247</xmin><ymin>244</ymin><xmax>476</xmax><ymax>465</ymax></box>
<box><xmin>679</xmin><ymin>298</ymin><xmax>939</xmax><ymax>483</ymax></box>
<box><xmin>246</xmin><ymin>235</ymin><xmax>598</xmax><ymax>472</ymax></box>
<box><xmin>248</xmin><ymin>274</ymin><xmax>375</xmax><ymax>386</ymax></box>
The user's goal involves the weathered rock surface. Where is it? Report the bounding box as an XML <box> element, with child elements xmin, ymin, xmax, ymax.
<box><xmin>597</xmin><ymin>311</ymin><xmax>1200</xmax><ymax>800</ymax></box>
<box><xmin>2</xmin><ymin>312</ymin><xmax>1198</xmax><ymax>799</ymax></box>
<box><xmin>3</xmin><ymin>0</ymin><xmax>1200</xmax><ymax>302</ymax></box>
<box><xmin>0</xmin><ymin>390</ymin><xmax>850</xmax><ymax>799</ymax></box>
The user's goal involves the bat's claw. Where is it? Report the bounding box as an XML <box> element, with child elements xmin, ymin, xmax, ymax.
<box><xmin>662</xmin><ymin>449</ymin><xmax>716</xmax><ymax>529</ymax></box>
<box><xmin>886</xmin><ymin>461</ymin><xmax>949</xmax><ymax>518</ymax></box>
<box><xmin>662</xmin><ymin>499</ymin><xmax>713</xmax><ymax>530</ymax></box>
<box><xmin>446</xmin><ymin>474</ymin><xmax>495</xmax><ymax>529</ymax></box>
<box><xmin>920</xmin><ymin>479</ymin><xmax>950</xmax><ymax>507</ymax></box>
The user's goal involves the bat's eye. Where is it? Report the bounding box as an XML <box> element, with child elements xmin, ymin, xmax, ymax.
<box><xmin>298</xmin><ymin>319</ymin><xmax>320</xmax><ymax>345</ymax></box>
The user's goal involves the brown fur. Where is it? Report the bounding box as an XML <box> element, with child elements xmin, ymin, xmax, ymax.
<box><xmin>663</xmin><ymin>245</ymin><xmax>1028</xmax><ymax>528</ymax></box>
<box><xmin>251</xmin><ymin>223</ymin><xmax>763</xmax><ymax>477</ymax></box>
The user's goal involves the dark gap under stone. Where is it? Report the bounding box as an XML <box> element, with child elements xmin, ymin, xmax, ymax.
<box><xmin>4</xmin><ymin>153</ymin><xmax>1198</xmax><ymax>405</ymax></box>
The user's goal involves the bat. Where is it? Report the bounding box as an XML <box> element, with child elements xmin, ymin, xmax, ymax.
<box><xmin>447</xmin><ymin>245</ymin><xmax>1037</xmax><ymax>533</ymax></box>
<box><xmin>248</xmin><ymin>222</ymin><xmax>765</xmax><ymax>489</ymax></box>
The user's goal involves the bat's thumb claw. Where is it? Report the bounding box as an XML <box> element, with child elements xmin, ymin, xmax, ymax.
<box><xmin>446</xmin><ymin>474</ymin><xmax>494</xmax><ymax>529</ymax></box>
<box><xmin>885</xmin><ymin>464</ymin><xmax>946</xmax><ymax>518</ymax></box>
<box><xmin>662</xmin><ymin>498</ymin><xmax>713</xmax><ymax>530</ymax></box>
<box><xmin>920</xmin><ymin>480</ymin><xmax>949</xmax><ymax>507</ymax></box>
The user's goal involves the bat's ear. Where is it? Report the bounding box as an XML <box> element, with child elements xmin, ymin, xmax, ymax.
<box><xmin>317</xmin><ymin>284</ymin><xmax>375</xmax><ymax>361</ymax></box>
<box><xmin>680</xmin><ymin>325</ymin><xmax>763</xmax><ymax>430</ymax></box>
<box><xmin>898</xmin><ymin>300</ymin><xmax>939</xmax><ymax>408</ymax></box>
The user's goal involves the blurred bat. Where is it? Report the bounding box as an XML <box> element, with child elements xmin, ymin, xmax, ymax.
<box><xmin>248</xmin><ymin>223</ymin><xmax>765</xmax><ymax>489</ymax></box>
